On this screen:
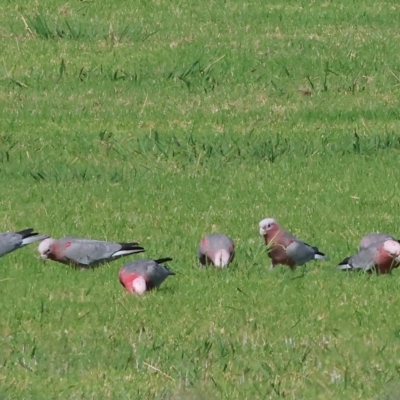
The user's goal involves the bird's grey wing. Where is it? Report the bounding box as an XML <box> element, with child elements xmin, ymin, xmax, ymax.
<box><xmin>61</xmin><ymin>238</ymin><xmax>120</xmax><ymax>265</ymax></box>
<box><xmin>0</xmin><ymin>232</ymin><xmax>22</xmax><ymax>256</ymax></box>
<box><xmin>285</xmin><ymin>241</ymin><xmax>314</xmax><ymax>266</ymax></box>
<box><xmin>349</xmin><ymin>246</ymin><xmax>378</xmax><ymax>270</ymax></box>
<box><xmin>149</xmin><ymin>262</ymin><xmax>172</xmax><ymax>287</ymax></box>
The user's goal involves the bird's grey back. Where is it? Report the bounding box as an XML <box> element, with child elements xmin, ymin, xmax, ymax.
<box><xmin>359</xmin><ymin>233</ymin><xmax>395</xmax><ymax>250</ymax></box>
<box><xmin>199</xmin><ymin>234</ymin><xmax>234</xmax><ymax>254</ymax></box>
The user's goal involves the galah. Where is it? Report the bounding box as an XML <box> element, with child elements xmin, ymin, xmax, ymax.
<box><xmin>38</xmin><ymin>236</ymin><xmax>145</xmax><ymax>268</ymax></box>
<box><xmin>119</xmin><ymin>258</ymin><xmax>175</xmax><ymax>295</ymax></box>
<box><xmin>259</xmin><ymin>218</ymin><xmax>327</xmax><ymax>269</ymax></box>
<box><xmin>198</xmin><ymin>234</ymin><xmax>235</xmax><ymax>268</ymax></box>
<box><xmin>0</xmin><ymin>228</ymin><xmax>48</xmax><ymax>258</ymax></box>
<box><xmin>338</xmin><ymin>239</ymin><xmax>400</xmax><ymax>274</ymax></box>
<box><xmin>359</xmin><ymin>233</ymin><xmax>399</xmax><ymax>250</ymax></box>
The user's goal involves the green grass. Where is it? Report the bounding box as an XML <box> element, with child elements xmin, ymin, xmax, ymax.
<box><xmin>1</xmin><ymin>0</ymin><xmax>400</xmax><ymax>398</ymax></box>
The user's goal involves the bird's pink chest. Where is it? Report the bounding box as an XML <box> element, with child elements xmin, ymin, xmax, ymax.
<box><xmin>266</xmin><ymin>232</ymin><xmax>286</xmax><ymax>257</ymax></box>
<box><xmin>375</xmin><ymin>252</ymin><xmax>399</xmax><ymax>274</ymax></box>
<box><xmin>268</xmin><ymin>246</ymin><xmax>295</xmax><ymax>269</ymax></box>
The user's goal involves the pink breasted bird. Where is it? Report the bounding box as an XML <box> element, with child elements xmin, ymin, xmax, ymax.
<box><xmin>198</xmin><ymin>234</ymin><xmax>235</xmax><ymax>268</ymax></box>
<box><xmin>119</xmin><ymin>258</ymin><xmax>175</xmax><ymax>295</ymax></box>
<box><xmin>259</xmin><ymin>218</ymin><xmax>327</xmax><ymax>269</ymax></box>
<box><xmin>0</xmin><ymin>228</ymin><xmax>48</xmax><ymax>258</ymax></box>
<box><xmin>359</xmin><ymin>233</ymin><xmax>399</xmax><ymax>250</ymax></box>
<box><xmin>38</xmin><ymin>236</ymin><xmax>145</xmax><ymax>269</ymax></box>
<box><xmin>338</xmin><ymin>239</ymin><xmax>400</xmax><ymax>274</ymax></box>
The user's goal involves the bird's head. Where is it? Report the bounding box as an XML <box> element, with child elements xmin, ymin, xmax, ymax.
<box><xmin>38</xmin><ymin>238</ymin><xmax>56</xmax><ymax>259</ymax></box>
<box><xmin>383</xmin><ymin>240</ymin><xmax>400</xmax><ymax>260</ymax></box>
<box><xmin>119</xmin><ymin>271</ymin><xmax>147</xmax><ymax>295</ymax></box>
<box><xmin>213</xmin><ymin>249</ymin><xmax>231</xmax><ymax>268</ymax></box>
<box><xmin>259</xmin><ymin>218</ymin><xmax>277</xmax><ymax>236</ymax></box>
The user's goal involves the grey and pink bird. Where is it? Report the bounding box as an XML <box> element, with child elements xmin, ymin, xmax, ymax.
<box><xmin>259</xmin><ymin>218</ymin><xmax>327</xmax><ymax>269</ymax></box>
<box><xmin>338</xmin><ymin>239</ymin><xmax>400</xmax><ymax>274</ymax></box>
<box><xmin>119</xmin><ymin>258</ymin><xmax>175</xmax><ymax>295</ymax></box>
<box><xmin>0</xmin><ymin>228</ymin><xmax>48</xmax><ymax>258</ymax></box>
<box><xmin>38</xmin><ymin>236</ymin><xmax>145</xmax><ymax>268</ymax></box>
<box><xmin>359</xmin><ymin>232</ymin><xmax>399</xmax><ymax>250</ymax></box>
<box><xmin>198</xmin><ymin>234</ymin><xmax>235</xmax><ymax>268</ymax></box>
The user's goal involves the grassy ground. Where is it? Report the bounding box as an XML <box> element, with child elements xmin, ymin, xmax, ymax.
<box><xmin>1</xmin><ymin>0</ymin><xmax>400</xmax><ymax>398</ymax></box>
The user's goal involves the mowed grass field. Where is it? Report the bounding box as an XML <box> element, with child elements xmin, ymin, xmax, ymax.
<box><xmin>1</xmin><ymin>0</ymin><xmax>400</xmax><ymax>398</ymax></box>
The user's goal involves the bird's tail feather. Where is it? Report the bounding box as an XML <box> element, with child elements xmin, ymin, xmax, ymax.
<box><xmin>337</xmin><ymin>256</ymin><xmax>352</xmax><ymax>270</ymax></box>
<box><xmin>21</xmin><ymin>234</ymin><xmax>49</xmax><ymax>246</ymax></box>
<box><xmin>118</xmin><ymin>242</ymin><xmax>141</xmax><ymax>249</ymax></box>
<box><xmin>16</xmin><ymin>228</ymin><xmax>35</xmax><ymax>238</ymax></box>
<box><xmin>154</xmin><ymin>257</ymin><xmax>173</xmax><ymax>265</ymax></box>
<box><xmin>114</xmin><ymin>247</ymin><xmax>145</xmax><ymax>257</ymax></box>
<box><xmin>314</xmin><ymin>252</ymin><xmax>328</xmax><ymax>260</ymax></box>
<box><xmin>337</xmin><ymin>264</ymin><xmax>353</xmax><ymax>270</ymax></box>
